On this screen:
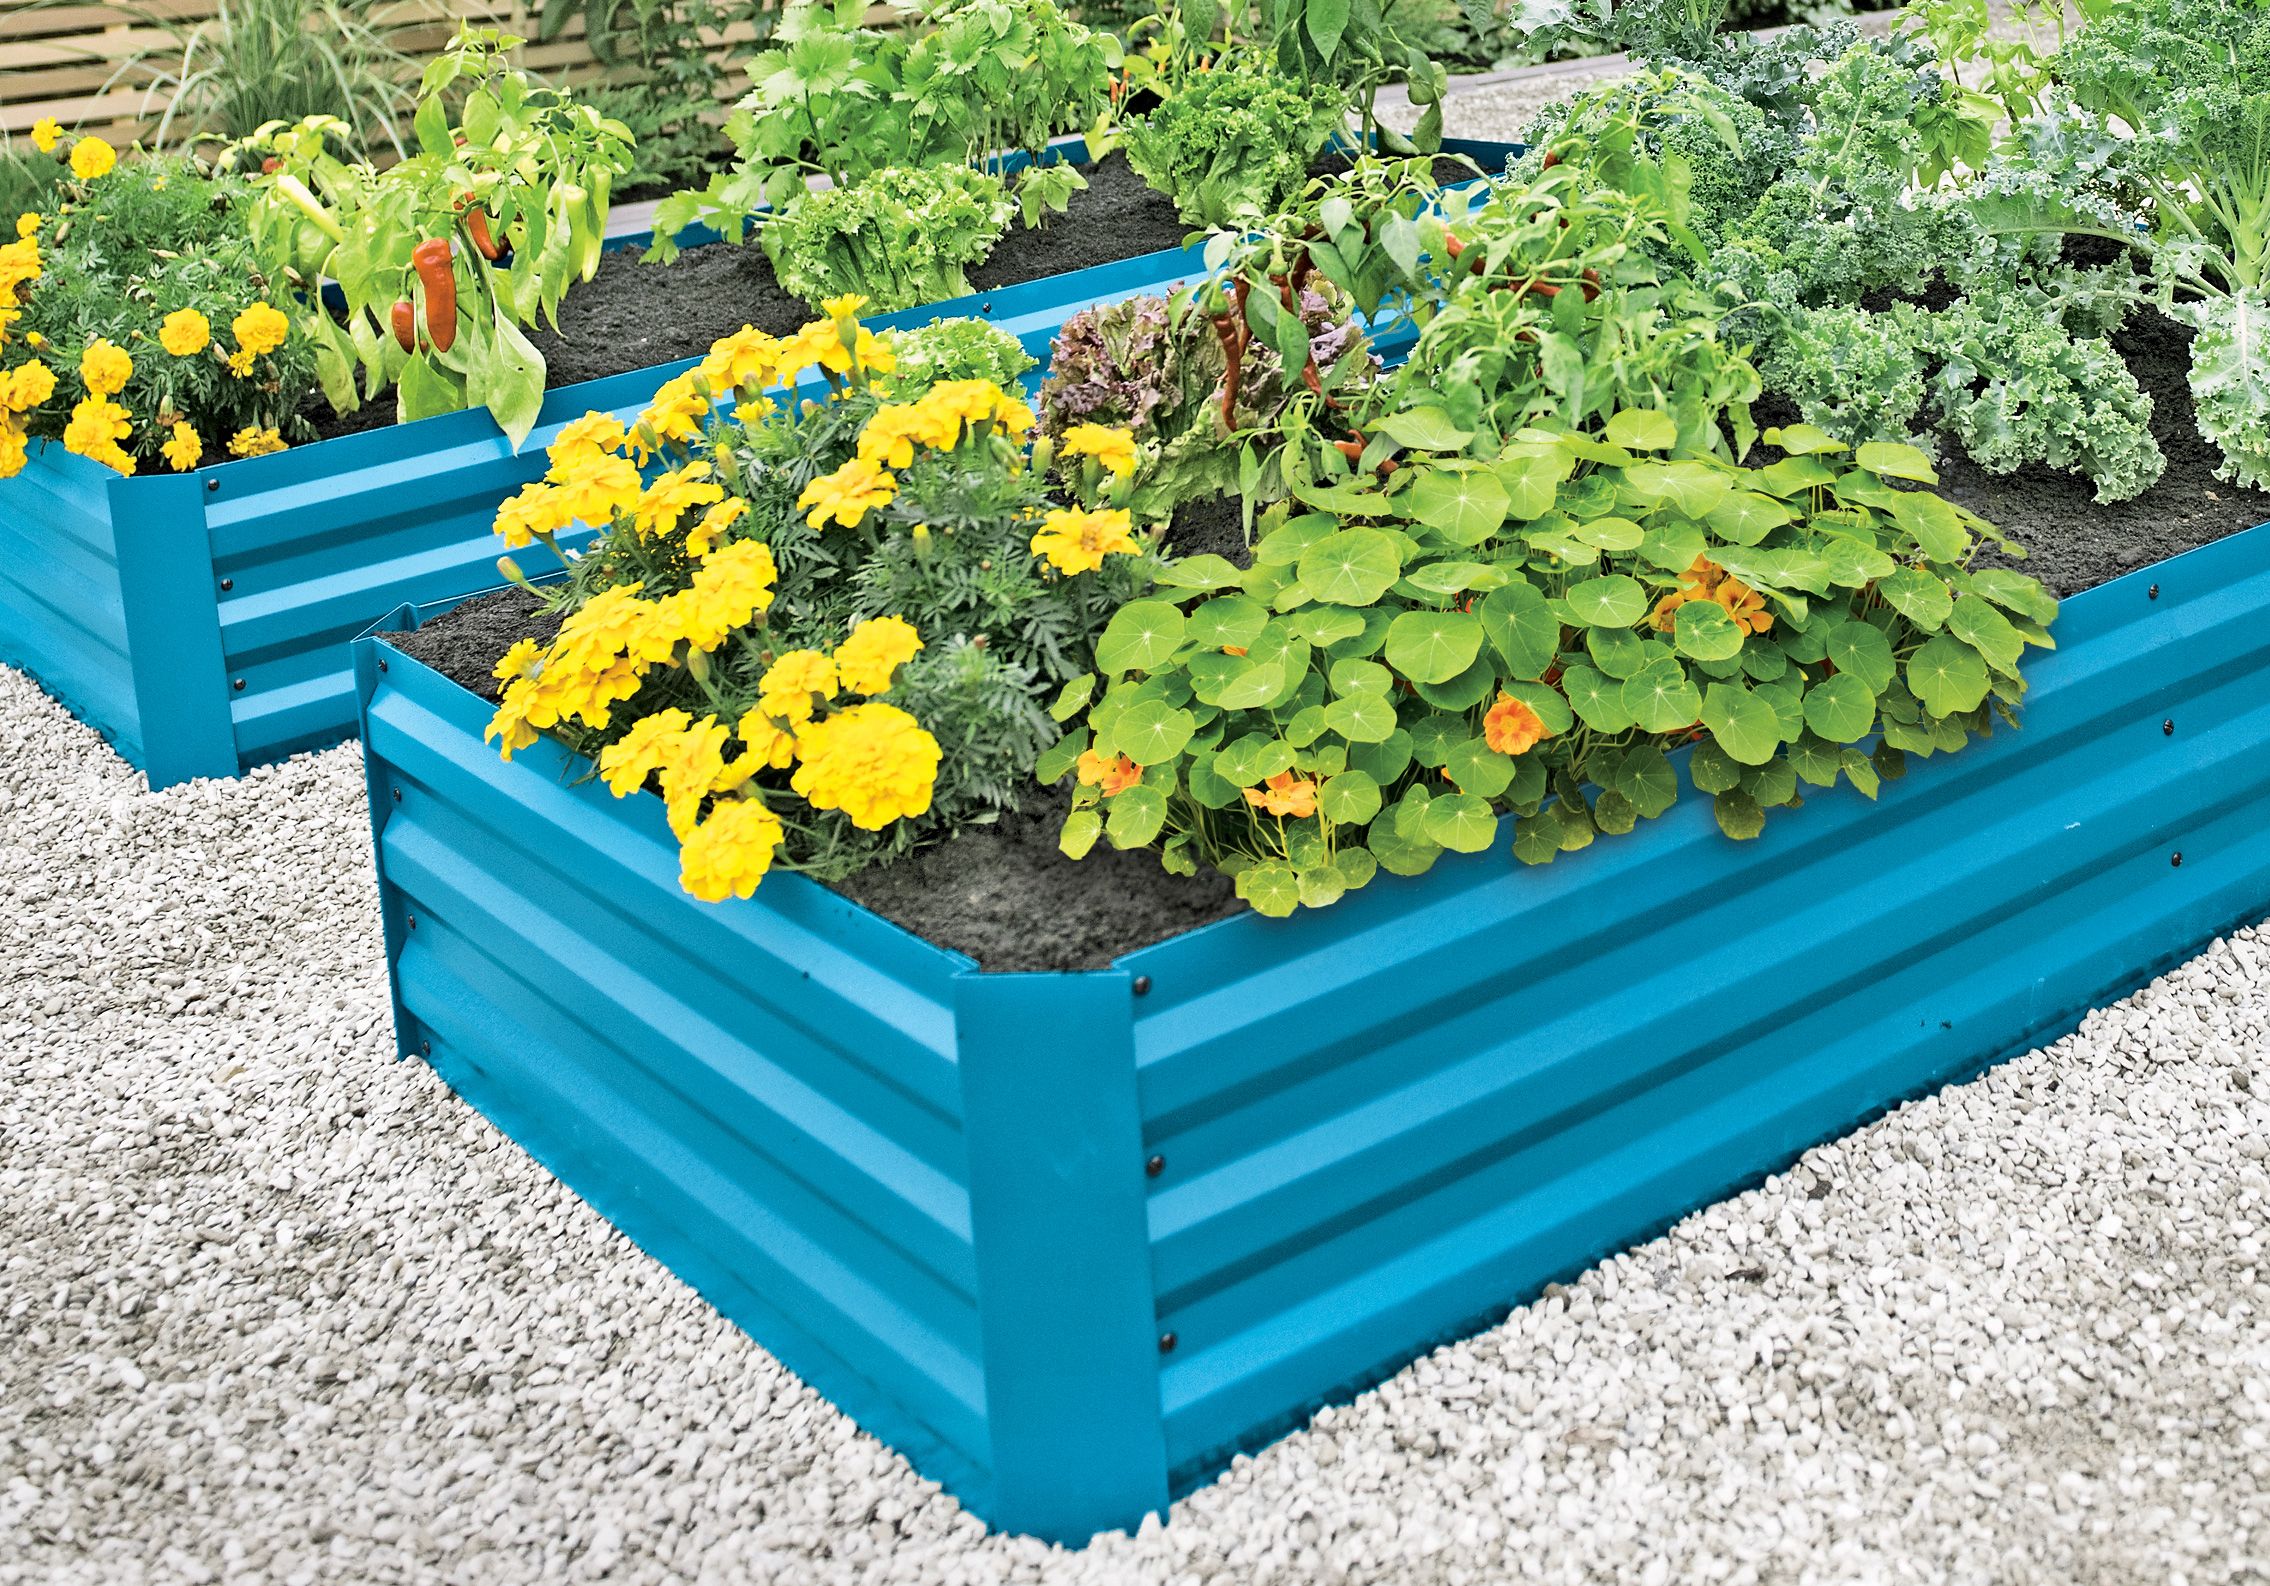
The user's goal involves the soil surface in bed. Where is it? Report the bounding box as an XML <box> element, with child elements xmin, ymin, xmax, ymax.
<box><xmin>386</xmin><ymin>307</ymin><xmax>2268</xmax><ymax>970</ymax></box>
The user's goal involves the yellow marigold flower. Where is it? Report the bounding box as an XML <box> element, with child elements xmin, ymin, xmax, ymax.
<box><xmin>0</xmin><ymin>237</ymin><xmax>40</xmax><ymax>298</ymax></box>
<box><xmin>790</xmin><ymin>701</ymin><xmax>941</xmax><ymax>831</ymax></box>
<box><xmin>598</xmin><ymin>707</ymin><xmax>696</xmax><ymax>796</ymax></box>
<box><xmin>160</xmin><ymin>421</ymin><xmax>202</xmax><ymax>472</ymax></box>
<box><xmin>548</xmin><ymin>450</ymin><xmax>643</xmax><ymax>527</ymax></box>
<box><xmin>636</xmin><ymin>371</ymin><xmax>709</xmax><ymax>456</ymax></box>
<box><xmin>15</xmin><ymin>213</ymin><xmax>39</xmax><ymax>240</ymax></box>
<box><xmin>671</xmin><ymin>540</ymin><xmax>778</xmax><ymax>650</ymax></box>
<box><xmin>833</xmin><ymin>615</ymin><xmax>923</xmax><ymax>696</ymax></box>
<box><xmin>69</xmin><ymin>136</ymin><xmax>117</xmax><ymax>181</ymax></box>
<box><xmin>224</xmin><ymin>346</ymin><xmax>254</xmax><ymax>378</ymax></box>
<box><xmin>1076</xmin><ymin>748</ymin><xmax>1141</xmax><ymax>796</ymax></box>
<box><xmin>486</xmin><ymin>687</ymin><xmax>542</xmax><ymax>756</ymax></box>
<box><xmin>79</xmin><ymin>338</ymin><xmax>132</xmax><ymax>397</ymax></box>
<box><xmin>1060</xmin><ymin>421</ymin><xmax>1139</xmax><ymax>479</ymax></box>
<box><xmin>494</xmin><ymin>638</ymin><xmax>544</xmax><ymax>685</ymax></box>
<box><xmin>797</xmin><ymin>456</ymin><xmax>896</xmax><ymax>530</ymax></box>
<box><xmin>855</xmin><ymin>327</ymin><xmax>896</xmax><ymax>375</ymax></box>
<box><xmin>1243</xmin><ymin>770</ymin><xmax>1318</xmax><ymax>819</ymax></box>
<box><xmin>1483</xmin><ymin>693</ymin><xmax>1549</xmax><ymax>757</ymax></box>
<box><xmin>757</xmin><ymin>649</ymin><xmax>837</xmax><ymax>724</ymax></box>
<box><xmin>1030</xmin><ymin>505</ymin><xmax>1139</xmax><ymax>575</ymax></box>
<box><xmin>855</xmin><ymin>400</ymin><xmax>962</xmax><ymax>469</ymax></box>
<box><xmin>159</xmin><ymin>308</ymin><xmax>211</xmax><ymax>358</ymax></box>
<box><xmin>822</xmin><ymin>293</ymin><xmax>868</xmax><ymax>319</ymax></box>
<box><xmin>493</xmin><ymin>481</ymin><xmax>570</xmax><ymax>549</ymax></box>
<box><xmin>0</xmin><ymin>415</ymin><xmax>27</xmax><ymax>480</ymax></box>
<box><xmin>698</xmin><ymin>325</ymin><xmax>781</xmax><ymax>394</ymax></box>
<box><xmin>738</xmin><ymin>709</ymin><xmax>798</xmax><ymax>770</ymax></box>
<box><xmin>1</xmin><ymin>358</ymin><xmax>56</xmax><ymax>412</ymax></box>
<box><xmin>227</xmin><ymin>426</ymin><xmax>286</xmax><ymax>459</ymax></box>
<box><xmin>231</xmin><ymin>302</ymin><xmax>289</xmax><ymax>359</ymax></box>
<box><xmin>678</xmin><ymin>796</ymin><xmax>787</xmax><ymax>903</ymax></box>
<box><xmin>780</xmin><ymin>317</ymin><xmax>893</xmax><ymax>379</ymax></box>
<box><xmin>31</xmin><ymin>119</ymin><xmax>63</xmax><ymax>154</ymax></box>
<box><xmin>634</xmin><ymin>462</ymin><xmax>725</xmax><ymax>538</ymax></box>
<box><xmin>592</xmin><ymin>707</ymin><xmax>734</xmax><ymax>836</ymax></box>
<box><xmin>63</xmin><ymin>395</ymin><xmax>134</xmax><ymax>475</ymax></box>
<box><xmin>549</xmin><ymin>412</ymin><xmax>626</xmax><ymax>465</ymax></box>
<box><xmin>684</xmin><ymin>496</ymin><xmax>748</xmax><ymax>559</ymax></box>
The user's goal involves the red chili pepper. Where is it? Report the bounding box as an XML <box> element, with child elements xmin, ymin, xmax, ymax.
<box><xmin>1541</xmin><ymin>149</ymin><xmax>1562</xmax><ymax>171</ymax></box>
<box><xmin>390</xmin><ymin>300</ymin><xmax>418</xmax><ymax>354</ymax></box>
<box><xmin>464</xmin><ymin>204</ymin><xmax>501</xmax><ymax>262</ymax></box>
<box><xmin>261</xmin><ymin>157</ymin><xmax>281</xmax><ymax>174</ymax></box>
<box><xmin>1217</xmin><ymin>279</ymin><xmax>1252</xmax><ymax>427</ymax></box>
<box><xmin>412</xmin><ymin>239</ymin><xmax>456</xmax><ymax>354</ymax></box>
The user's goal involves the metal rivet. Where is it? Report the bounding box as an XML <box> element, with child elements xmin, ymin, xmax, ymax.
<box><xmin>1146</xmin><ymin>1155</ymin><xmax>1165</xmax><ymax>1178</ymax></box>
<box><xmin>406</xmin><ymin>913</ymin><xmax>417</xmax><ymax>929</ymax></box>
<box><xmin>2171</xmin><ymin>852</ymin><xmax>2184</xmax><ymax>868</ymax></box>
<box><xmin>2163</xmin><ymin>719</ymin><xmax>2176</xmax><ymax>736</ymax></box>
<box><xmin>205</xmin><ymin>478</ymin><xmax>219</xmax><ymax>492</ymax></box>
<box><xmin>1132</xmin><ymin>975</ymin><xmax>1153</xmax><ymax>996</ymax></box>
<box><xmin>390</xmin><ymin>787</ymin><xmax>402</xmax><ymax>803</ymax></box>
<box><xmin>2148</xmin><ymin>584</ymin><xmax>2161</xmax><ymax>600</ymax></box>
<box><xmin>1158</xmin><ymin>1332</ymin><xmax>1177</xmax><ymax>1354</ymax></box>
<box><xmin>231</xmin><ymin>678</ymin><xmax>245</xmax><ymax>691</ymax></box>
<box><xmin>377</xmin><ymin>657</ymin><xmax>389</xmax><ymax>673</ymax></box>
<box><xmin>981</xmin><ymin>300</ymin><xmax>993</xmax><ymax>314</ymax></box>
<box><xmin>420</xmin><ymin>1040</ymin><xmax>432</xmax><ymax>1057</ymax></box>
<box><xmin>218</xmin><ymin>578</ymin><xmax>233</xmax><ymax>591</ymax></box>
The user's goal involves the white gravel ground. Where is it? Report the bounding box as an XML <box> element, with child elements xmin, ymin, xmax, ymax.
<box><xmin>5</xmin><ymin>655</ymin><xmax>2269</xmax><ymax>1586</ymax></box>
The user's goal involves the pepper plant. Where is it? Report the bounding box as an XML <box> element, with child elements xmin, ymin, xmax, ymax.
<box><xmin>1046</xmin><ymin>128</ymin><xmax>2058</xmax><ymax>913</ymax></box>
<box><xmin>239</xmin><ymin>26</ymin><xmax>633</xmax><ymax>446</ymax></box>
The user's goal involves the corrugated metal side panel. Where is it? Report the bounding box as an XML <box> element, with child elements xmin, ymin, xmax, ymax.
<box><xmin>1131</xmin><ymin>522</ymin><xmax>2270</xmax><ymax>1489</ymax></box>
<box><xmin>0</xmin><ymin>443</ymin><xmax>142</xmax><ymax>762</ymax></box>
<box><xmin>359</xmin><ymin>645</ymin><xmax>996</xmax><ymax>1493</ymax></box>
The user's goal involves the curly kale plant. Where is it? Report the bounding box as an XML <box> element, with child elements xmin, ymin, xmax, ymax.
<box><xmin>1122</xmin><ymin>58</ymin><xmax>1349</xmax><ymax>229</ymax></box>
<box><xmin>763</xmin><ymin>166</ymin><xmax>1015</xmax><ymax>313</ymax></box>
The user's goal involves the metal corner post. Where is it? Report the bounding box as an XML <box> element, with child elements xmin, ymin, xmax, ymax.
<box><xmin>110</xmin><ymin>471</ymin><xmax>238</xmax><ymax>788</ymax></box>
<box><xmin>953</xmin><ymin>969</ymin><xmax>1170</xmax><ymax>1544</ymax></box>
<box><xmin>352</xmin><ymin>622</ymin><xmax>419</xmax><ymax>1062</ymax></box>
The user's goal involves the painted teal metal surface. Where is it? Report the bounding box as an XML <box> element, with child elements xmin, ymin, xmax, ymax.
<box><xmin>0</xmin><ymin>137</ymin><xmax>1518</xmax><ymax>787</ymax></box>
<box><xmin>354</xmin><ymin>520</ymin><xmax>2270</xmax><ymax>1541</ymax></box>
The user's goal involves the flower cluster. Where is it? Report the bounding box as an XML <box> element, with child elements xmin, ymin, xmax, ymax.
<box><xmin>796</xmin><ymin>378</ymin><xmax>1038</xmax><ymax>530</ymax></box>
<box><xmin>1649</xmin><ymin>556</ymin><xmax>1775</xmax><ymax>637</ymax></box>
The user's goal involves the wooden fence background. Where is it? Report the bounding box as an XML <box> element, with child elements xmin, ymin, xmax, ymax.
<box><xmin>0</xmin><ymin>0</ymin><xmax>777</xmax><ymax>147</ymax></box>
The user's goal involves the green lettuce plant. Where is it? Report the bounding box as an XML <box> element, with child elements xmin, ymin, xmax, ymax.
<box><xmin>1122</xmin><ymin>55</ymin><xmax>1349</xmax><ymax>228</ymax></box>
<box><xmin>763</xmin><ymin>166</ymin><xmax>1015</xmax><ymax>312</ymax></box>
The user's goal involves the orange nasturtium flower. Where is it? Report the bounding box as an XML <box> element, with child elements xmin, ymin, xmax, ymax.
<box><xmin>1483</xmin><ymin>693</ymin><xmax>1550</xmax><ymax>756</ymax></box>
<box><xmin>1244</xmin><ymin>770</ymin><xmax>1318</xmax><ymax>819</ymax></box>
<box><xmin>1076</xmin><ymin>748</ymin><xmax>1141</xmax><ymax>796</ymax></box>
<box><xmin>1651</xmin><ymin>555</ymin><xmax>1773</xmax><ymax>637</ymax></box>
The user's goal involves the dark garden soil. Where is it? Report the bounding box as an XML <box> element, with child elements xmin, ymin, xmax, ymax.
<box><xmin>306</xmin><ymin>155</ymin><xmax>1193</xmax><ymax>442</ymax></box>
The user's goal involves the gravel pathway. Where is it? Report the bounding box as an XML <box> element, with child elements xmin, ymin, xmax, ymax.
<box><xmin>4</xmin><ymin>656</ymin><xmax>2269</xmax><ymax>1586</ymax></box>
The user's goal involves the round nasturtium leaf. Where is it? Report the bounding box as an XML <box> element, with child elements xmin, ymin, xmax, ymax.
<box><xmin>1563</xmin><ymin>573</ymin><xmax>1648</xmax><ymax>629</ymax></box>
<box><xmin>1800</xmin><ymin>672</ymin><xmax>1877</xmax><ymax>744</ymax></box>
<box><xmin>1906</xmin><ymin>634</ymin><xmax>1991</xmax><ymax>717</ymax></box>
<box><xmin>1106</xmin><ymin>783</ymin><xmax>1168</xmax><ymax>847</ymax></box>
<box><xmin>1407</xmin><ymin>467</ymin><xmax>1512</xmax><ymax>546</ymax></box>
<box><xmin>1214</xmin><ymin>733</ymin><xmax>1295</xmax><ymax>786</ymax></box>
<box><xmin>1059</xmin><ymin>807</ymin><xmax>1102</xmax><ymax>859</ymax></box>
<box><xmin>1323</xmin><ymin>692</ymin><xmax>1397</xmax><ymax>743</ymax></box>
<box><xmin>1298</xmin><ymin>527</ymin><xmax>1403</xmax><ymax>606</ymax></box>
<box><xmin>1423</xmin><ymin>792</ymin><xmax>1498</xmax><ymax>853</ymax></box>
<box><xmin>1622</xmin><ymin>655</ymin><xmax>1702</xmax><ymax>735</ymax></box>
<box><xmin>1700</xmin><ymin>680</ymin><xmax>1783</xmax><ymax>766</ymax></box>
<box><xmin>1330</xmin><ymin>657</ymin><xmax>1393</xmax><ymax>696</ymax></box>
<box><xmin>1562</xmin><ymin>663</ymin><xmax>1634</xmax><ymax>733</ymax></box>
<box><xmin>1213</xmin><ymin>658</ymin><xmax>1290</xmax><ymax>711</ymax></box>
<box><xmin>1383</xmin><ymin>609</ymin><xmax>1484</xmax><ymax>684</ymax></box>
<box><xmin>1478</xmin><ymin>579</ymin><xmax>1560</xmax><ymax>679</ymax></box>
<box><xmin>1605</xmin><ymin>408</ymin><xmax>1680</xmax><ymax>451</ymax></box>
<box><xmin>1185</xmin><ymin>594</ymin><xmax>1270</xmax><ymax>651</ymax></box>
<box><xmin>1096</xmin><ymin>599</ymin><xmax>1186</xmax><ymax>674</ymax></box>
<box><xmin>1320</xmin><ymin>768</ymin><xmax>1383</xmax><ymax>825</ymax></box>
<box><xmin>1825</xmin><ymin>619</ymin><xmax>1896</xmax><ymax>691</ymax></box>
<box><xmin>1111</xmin><ymin>700</ymin><xmax>1197</xmax><ymax>765</ymax></box>
<box><xmin>1672</xmin><ymin>598</ymin><xmax>1745</xmax><ymax>662</ymax></box>
<box><xmin>1236</xmin><ymin>861</ymin><xmax>1302</xmax><ymax>918</ymax></box>
<box><xmin>1444</xmin><ymin>737</ymin><xmax>1515</xmax><ymax>799</ymax></box>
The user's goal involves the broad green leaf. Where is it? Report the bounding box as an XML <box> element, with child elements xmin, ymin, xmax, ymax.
<box><xmin>1096</xmin><ymin>600</ymin><xmax>1186</xmax><ymax>673</ymax></box>
<box><xmin>1283</xmin><ymin>605</ymin><xmax>1368</xmax><ymax>645</ymax></box>
<box><xmin>1672</xmin><ymin>600</ymin><xmax>1745</xmax><ymax>661</ymax></box>
<box><xmin>1048</xmin><ymin>674</ymin><xmax>1096</xmax><ymax>723</ymax></box>
<box><xmin>1967</xmin><ymin>568</ymin><xmax>2059</xmax><ymax>625</ymax></box>
<box><xmin>1350</xmin><ymin>727</ymin><xmax>1413</xmax><ymax>783</ymax></box>
<box><xmin>1622</xmin><ymin>460</ymin><xmax>1732</xmax><ymax>517</ymax></box>
<box><xmin>1585</xmin><ymin>625</ymin><xmax>1651</xmax><ymax>679</ymax></box>
<box><xmin>1323</xmin><ymin>692</ymin><xmax>1397</xmax><ymax>743</ymax></box>
<box><xmin>1106</xmin><ymin>783</ymin><xmax>1167</xmax><ymax>847</ymax></box>
<box><xmin>1856</xmin><ymin>439</ymin><xmax>1938</xmax><ymax>482</ymax></box>
<box><xmin>1285</xmin><ymin>705</ymin><xmax>1331</xmax><ymax>748</ymax></box>
<box><xmin>1495</xmin><ymin>446</ymin><xmax>1575</xmax><ymax>519</ymax></box>
<box><xmin>1413</xmin><ymin>654</ymin><xmax>1497</xmax><ymax>712</ymax></box>
<box><xmin>1563</xmin><ymin>664</ymin><xmax>1634</xmax><ymax>732</ymax></box>
<box><xmin>1877</xmin><ymin>567</ymin><xmax>1953</xmax><ymax>630</ymax></box>
<box><xmin>1888</xmin><ymin>491</ymin><xmax>1968</xmax><ymax>561</ymax></box>
<box><xmin>1592</xmin><ymin>788</ymin><xmax>1639</xmax><ymax>835</ymax></box>
<box><xmin>1330</xmin><ymin>657</ymin><xmax>1393</xmax><ymax>696</ymax></box>
<box><xmin>1423</xmin><ymin>792</ymin><xmax>1498</xmax><ymax>852</ymax></box>
<box><xmin>1564</xmin><ymin>514</ymin><xmax>1646</xmax><ymax>552</ymax></box>
<box><xmin>1640</xmin><ymin>520</ymin><xmax>1708</xmax><ymax>572</ymax></box>
<box><xmin>1298</xmin><ymin>528</ymin><xmax>1403</xmax><ymax>605</ymax></box>
<box><xmin>1444</xmin><ymin>737</ymin><xmax>1515</xmax><ymax>798</ymax></box>
<box><xmin>1714</xmin><ymin>788</ymin><xmax>1766</xmax><ymax>840</ymax></box>
<box><xmin>1825</xmin><ymin>619</ymin><xmax>1896</xmax><ymax>691</ymax></box>
<box><xmin>1705</xmin><ymin>491</ymin><xmax>1795</xmax><ymax>545</ymax></box>
<box><xmin>1237</xmin><ymin>861</ymin><xmax>1302</xmax><ymax>917</ymax></box>
<box><xmin>1602</xmin><ymin>744</ymin><xmax>1678</xmax><ymax>818</ymax></box>
<box><xmin>1500</xmin><ymin>680</ymin><xmax>1575</xmax><ymax>737</ymax></box>
<box><xmin>1947</xmin><ymin>593</ymin><xmax>2026</xmax><ymax>673</ymax></box>
<box><xmin>1842</xmin><ymin>746</ymin><xmax>1882</xmax><ymax>798</ymax></box>
<box><xmin>1297</xmin><ymin>863</ymin><xmax>1347</xmax><ymax>911</ymax></box>
<box><xmin>1801</xmin><ymin>673</ymin><xmax>1877</xmax><ymax>743</ymax></box>
<box><xmin>1304</xmin><ymin>0</ymin><xmax>1350</xmax><ymax>59</ymax></box>
<box><xmin>1113</xmin><ymin>700</ymin><xmax>1196</xmax><ymax>765</ymax></box>
<box><xmin>1059</xmin><ymin>807</ymin><xmax>1102</xmax><ymax>859</ymax></box>
<box><xmin>1821</xmin><ymin>535</ymin><xmax>1896</xmax><ymax>587</ymax></box>
<box><xmin>1906</xmin><ymin>634</ymin><xmax>1990</xmax><ymax>716</ymax></box>
<box><xmin>1478</xmin><ymin>580</ymin><xmax>1560</xmax><ymax>678</ymax></box>
<box><xmin>1564</xmin><ymin>574</ymin><xmax>1648</xmax><ymax>628</ymax></box>
<box><xmin>1408</xmin><ymin>465</ymin><xmax>1512</xmax><ymax>545</ymax></box>
<box><xmin>1187</xmin><ymin>595</ymin><xmax>1269</xmax><ymax>651</ymax></box>
<box><xmin>1511</xmin><ymin>816</ymin><xmax>1561</xmax><ymax>865</ymax></box>
<box><xmin>1766</xmin><ymin>422</ymin><xmax>1849</xmax><ymax>456</ymax></box>
<box><xmin>1384</xmin><ymin>610</ymin><xmax>1484</xmax><ymax>683</ymax></box>
<box><xmin>1371</xmin><ymin>406</ymin><xmax>1475</xmax><ymax>451</ymax></box>
<box><xmin>1034</xmin><ymin>727</ymin><xmax>1087</xmax><ymax>783</ymax></box>
<box><xmin>1368</xmin><ymin>822</ymin><xmax>1443</xmax><ymax>876</ymax></box>
<box><xmin>1154</xmin><ymin>553</ymin><xmax>1246</xmax><ymax>591</ymax></box>
<box><xmin>1213</xmin><ymin>658</ymin><xmax>1289</xmax><ymax>710</ymax></box>
<box><xmin>1788</xmin><ymin>732</ymin><xmax>1843</xmax><ymax>787</ymax></box>
<box><xmin>1214</xmin><ymin>733</ymin><xmax>1294</xmax><ymax>785</ymax></box>
<box><xmin>1605</xmin><ymin>408</ymin><xmax>1679</xmax><ymax>451</ymax></box>
<box><xmin>1689</xmin><ymin>738</ymin><xmax>1741</xmax><ymax>793</ymax></box>
<box><xmin>1623</xmin><ymin>655</ymin><xmax>1702</xmax><ymax>733</ymax></box>
<box><xmin>1401</xmin><ymin>560</ymin><xmax>1509</xmax><ymax>596</ymax></box>
<box><xmin>1320</xmin><ymin>768</ymin><xmax>1383</xmax><ymax>825</ymax></box>
<box><xmin>1701</xmin><ymin>681</ymin><xmax>1783</xmax><ymax>765</ymax></box>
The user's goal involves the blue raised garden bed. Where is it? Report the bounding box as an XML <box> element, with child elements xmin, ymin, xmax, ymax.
<box><xmin>1</xmin><ymin>138</ymin><xmax>1520</xmax><ymax>787</ymax></box>
<box><xmin>353</xmin><ymin>518</ymin><xmax>2270</xmax><ymax>1544</ymax></box>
